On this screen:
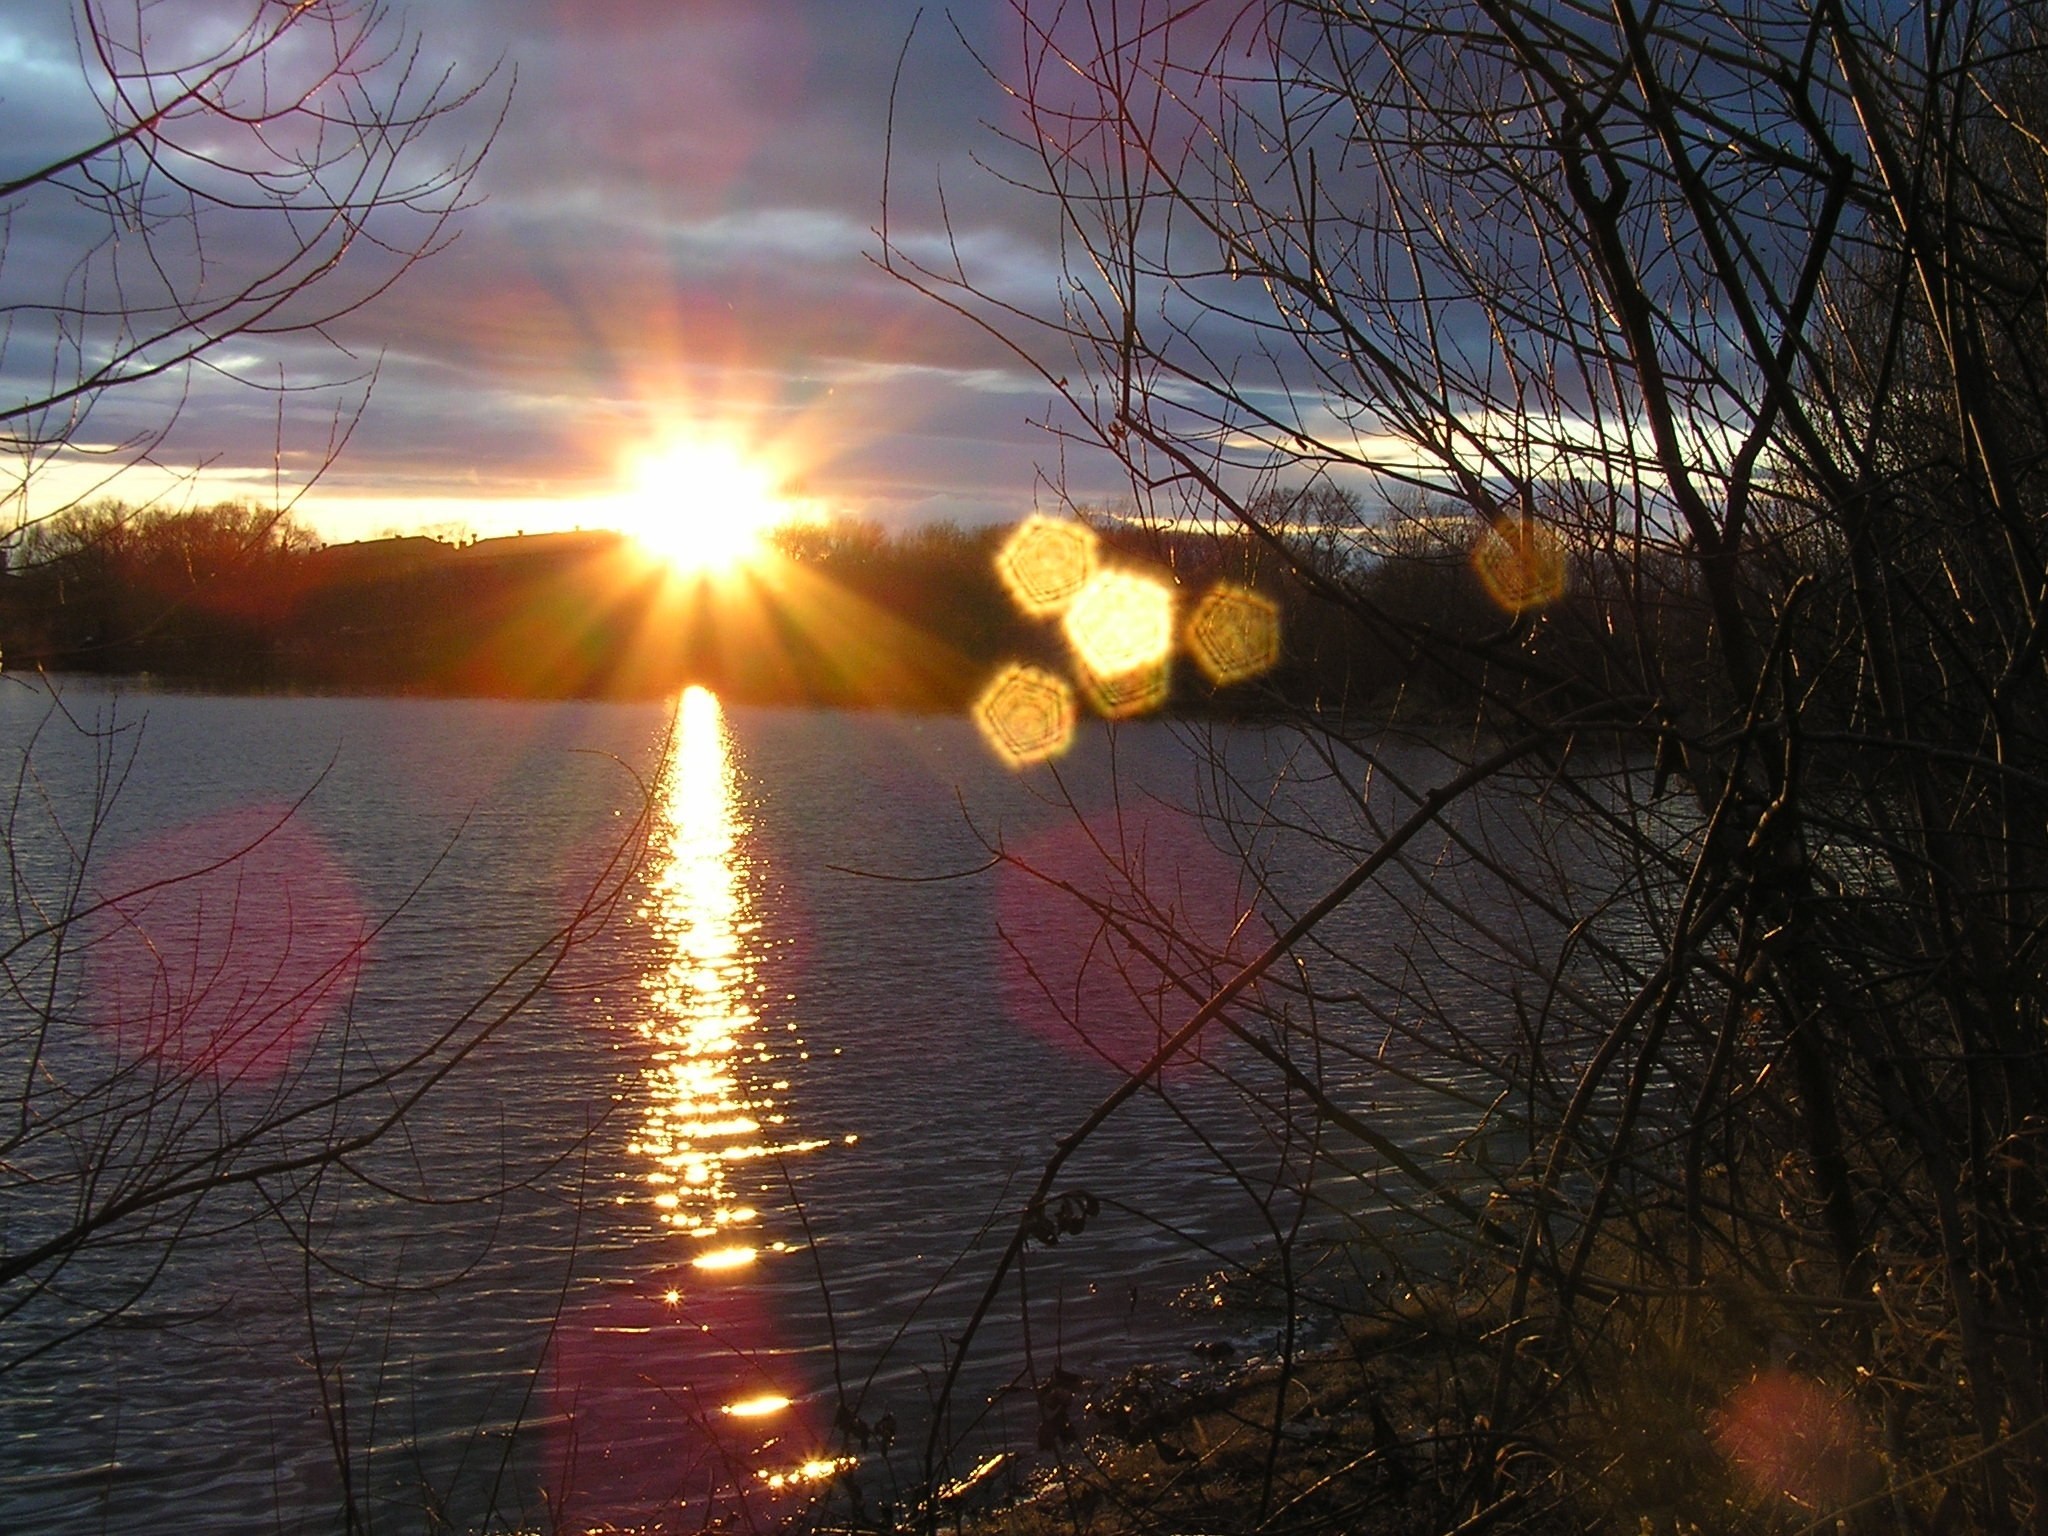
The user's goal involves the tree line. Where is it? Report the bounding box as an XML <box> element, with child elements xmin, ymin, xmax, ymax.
<box><xmin>0</xmin><ymin>495</ymin><xmax>1690</xmax><ymax>715</ymax></box>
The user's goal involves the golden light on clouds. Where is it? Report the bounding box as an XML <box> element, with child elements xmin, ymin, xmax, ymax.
<box><xmin>996</xmin><ymin>515</ymin><xmax>1099</xmax><ymax>616</ymax></box>
<box><xmin>1187</xmin><ymin>584</ymin><xmax>1281</xmax><ymax>684</ymax></box>
<box><xmin>1472</xmin><ymin>515</ymin><xmax>1566</xmax><ymax>614</ymax></box>
<box><xmin>974</xmin><ymin>663</ymin><xmax>1076</xmax><ymax>765</ymax></box>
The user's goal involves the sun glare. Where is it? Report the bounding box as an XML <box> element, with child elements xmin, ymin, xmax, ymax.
<box><xmin>617</xmin><ymin>436</ymin><xmax>795</xmax><ymax>576</ymax></box>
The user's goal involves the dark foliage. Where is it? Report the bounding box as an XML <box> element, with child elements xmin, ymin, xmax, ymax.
<box><xmin>873</xmin><ymin>1</ymin><xmax>2048</xmax><ymax>1531</ymax></box>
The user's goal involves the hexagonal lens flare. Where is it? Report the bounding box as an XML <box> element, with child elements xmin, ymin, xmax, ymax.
<box><xmin>1063</xmin><ymin>569</ymin><xmax>1174</xmax><ymax>678</ymax></box>
<box><xmin>1076</xmin><ymin>654</ymin><xmax>1172</xmax><ymax>718</ymax></box>
<box><xmin>1062</xmin><ymin>568</ymin><xmax>1175</xmax><ymax>718</ymax></box>
<box><xmin>995</xmin><ymin>515</ymin><xmax>1099</xmax><ymax>617</ymax></box>
<box><xmin>974</xmin><ymin>662</ymin><xmax>1077</xmax><ymax>765</ymax></box>
<box><xmin>1187</xmin><ymin>584</ymin><xmax>1281</xmax><ymax>685</ymax></box>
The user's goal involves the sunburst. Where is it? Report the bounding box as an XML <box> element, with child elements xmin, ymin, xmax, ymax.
<box><xmin>614</xmin><ymin>435</ymin><xmax>796</xmax><ymax>577</ymax></box>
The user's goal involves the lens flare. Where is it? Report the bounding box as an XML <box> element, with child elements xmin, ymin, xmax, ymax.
<box><xmin>1713</xmin><ymin>1371</ymin><xmax>1873</xmax><ymax>1512</ymax></box>
<box><xmin>974</xmin><ymin>663</ymin><xmax>1076</xmax><ymax>765</ymax></box>
<box><xmin>1472</xmin><ymin>515</ymin><xmax>1566</xmax><ymax>614</ymax></box>
<box><xmin>1064</xmin><ymin>569</ymin><xmax>1174</xmax><ymax>676</ymax></box>
<box><xmin>1063</xmin><ymin>568</ymin><xmax>1175</xmax><ymax>717</ymax></box>
<box><xmin>1076</xmin><ymin>654</ymin><xmax>1171</xmax><ymax>717</ymax></box>
<box><xmin>996</xmin><ymin>515</ymin><xmax>1099</xmax><ymax>616</ymax></box>
<box><xmin>1186</xmin><ymin>583</ymin><xmax>1281</xmax><ymax>685</ymax></box>
<box><xmin>86</xmin><ymin>805</ymin><xmax>365</xmax><ymax>1086</ymax></box>
<box><xmin>997</xmin><ymin>807</ymin><xmax>1267</xmax><ymax>1077</ymax></box>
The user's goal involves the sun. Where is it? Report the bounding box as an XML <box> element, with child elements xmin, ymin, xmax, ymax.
<box><xmin>615</xmin><ymin>436</ymin><xmax>794</xmax><ymax>577</ymax></box>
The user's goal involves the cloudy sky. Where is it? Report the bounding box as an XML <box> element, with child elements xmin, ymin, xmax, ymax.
<box><xmin>3</xmin><ymin>1</ymin><xmax>1124</xmax><ymax>544</ymax></box>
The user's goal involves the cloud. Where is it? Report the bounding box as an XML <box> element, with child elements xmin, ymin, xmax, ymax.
<box><xmin>3</xmin><ymin>1</ymin><xmax>1102</xmax><ymax>544</ymax></box>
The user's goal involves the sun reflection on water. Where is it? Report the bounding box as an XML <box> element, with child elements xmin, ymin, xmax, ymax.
<box><xmin>630</xmin><ymin>686</ymin><xmax>822</xmax><ymax>1254</ymax></box>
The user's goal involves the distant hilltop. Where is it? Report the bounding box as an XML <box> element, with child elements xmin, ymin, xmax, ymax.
<box><xmin>309</xmin><ymin>528</ymin><xmax>628</xmax><ymax>572</ymax></box>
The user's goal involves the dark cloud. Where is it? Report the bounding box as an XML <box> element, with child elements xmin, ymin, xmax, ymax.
<box><xmin>3</xmin><ymin>0</ymin><xmax>1089</xmax><ymax>538</ymax></box>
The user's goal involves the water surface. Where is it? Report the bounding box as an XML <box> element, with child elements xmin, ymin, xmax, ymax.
<box><xmin>0</xmin><ymin>678</ymin><xmax>1512</xmax><ymax>1531</ymax></box>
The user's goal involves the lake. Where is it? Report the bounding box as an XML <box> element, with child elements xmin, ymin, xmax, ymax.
<box><xmin>0</xmin><ymin>677</ymin><xmax>1513</xmax><ymax>1533</ymax></box>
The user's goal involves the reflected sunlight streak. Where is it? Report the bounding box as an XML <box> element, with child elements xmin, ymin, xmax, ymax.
<box><xmin>690</xmin><ymin>1244</ymin><xmax>758</xmax><ymax>1272</ymax></box>
<box><xmin>760</xmin><ymin>1456</ymin><xmax>856</xmax><ymax>1491</ymax></box>
<box><xmin>722</xmin><ymin>1393</ymin><xmax>793</xmax><ymax>1419</ymax></box>
<box><xmin>632</xmin><ymin>686</ymin><xmax>812</xmax><ymax>1263</ymax></box>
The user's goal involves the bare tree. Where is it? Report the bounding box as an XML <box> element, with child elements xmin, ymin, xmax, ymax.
<box><xmin>1</xmin><ymin>0</ymin><xmax>504</xmax><ymax>535</ymax></box>
<box><xmin>887</xmin><ymin>1</ymin><xmax>2048</xmax><ymax>1529</ymax></box>
<box><xmin>0</xmin><ymin>7</ymin><xmax>623</xmax><ymax>1528</ymax></box>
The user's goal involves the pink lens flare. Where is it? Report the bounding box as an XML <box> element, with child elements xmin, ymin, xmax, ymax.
<box><xmin>1713</xmin><ymin>1369</ymin><xmax>1875</xmax><ymax>1513</ymax></box>
<box><xmin>545</xmin><ymin>1278</ymin><xmax>819</xmax><ymax>1528</ymax></box>
<box><xmin>996</xmin><ymin>808</ymin><xmax>1268</xmax><ymax>1079</ymax></box>
<box><xmin>85</xmin><ymin>803</ymin><xmax>366</xmax><ymax>1087</ymax></box>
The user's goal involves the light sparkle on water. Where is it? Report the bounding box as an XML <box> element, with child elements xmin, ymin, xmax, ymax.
<box><xmin>630</xmin><ymin>687</ymin><xmax>820</xmax><ymax>1252</ymax></box>
<box><xmin>722</xmin><ymin>1393</ymin><xmax>792</xmax><ymax>1419</ymax></box>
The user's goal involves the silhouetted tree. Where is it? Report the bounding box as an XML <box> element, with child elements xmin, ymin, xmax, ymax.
<box><xmin>1</xmin><ymin>0</ymin><xmax>503</xmax><ymax>542</ymax></box>
<box><xmin>888</xmin><ymin>1</ymin><xmax>2048</xmax><ymax>1528</ymax></box>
